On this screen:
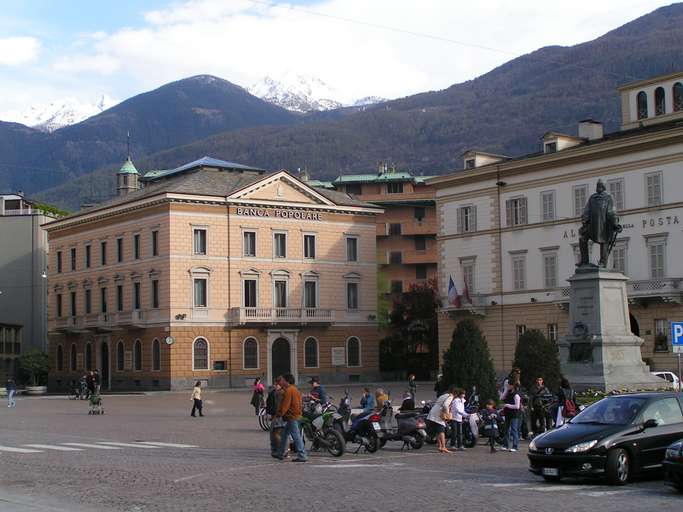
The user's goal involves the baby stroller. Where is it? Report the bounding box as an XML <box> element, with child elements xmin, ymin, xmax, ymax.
<box><xmin>88</xmin><ymin>392</ymin><xmax>104</xmax><ymax>415</ymax></box>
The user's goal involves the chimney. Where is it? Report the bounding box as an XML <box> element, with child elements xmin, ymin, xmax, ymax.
<box><xmin>578</xmin><ymin>119</ymin><xmax>603</xmax><ymax>141</ymax></box>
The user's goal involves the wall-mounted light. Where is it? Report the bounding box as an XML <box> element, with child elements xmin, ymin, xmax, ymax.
<box><xmin>490</xmin><ymin>300</ymin><xmax>497</xmax><ymax>306</ymax></box>
<box><xmin>41</xmin><ymin>271</ymin><xmax>47</xmax><ymax>279</ymax></box>
<box><xmin>530</xmin><ymin>297</ymin><xmax>537</xmax><ymax>303</ymax></box>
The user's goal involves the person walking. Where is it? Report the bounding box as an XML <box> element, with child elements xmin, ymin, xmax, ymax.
<box><xmin>427</xmin><ymin>385</ymin><xmax>456</xmax><ymax>453</ymax></box>
<box><xmin>408</xmin><ymin>374</ymin><xmax>417</xmax><ymax>399</ymax></box>
<box><xmin>273</xmin><ymin>374</ymin><xmax>307</xmax><ymax>462</ymax></box>
<box><xmin>190</xmin><ymin>380</ymin><xmax>204</xmax><ymax>417</ymax></box>
<box><xmin>6</xmin><ymin>379</ymin><xmax>16</xmax><ymax>408</ymax></box>
<box><xmin>556</xmin><ymin>377</ymin><xmax>577</xmax><ymax>427</ymax></box>
<box><xmin>267</xmin><ymin>377</ymin><xmax>286</xmax><ymax>457</ymax></box>
<box><xmin>93</xmin><ymin>370</ymin><xmax>101</xmax><ymax>394</ymax></box>
<box><xmin>530</xmin><ymin>376</ymin><xmax>551</xmax><ymax>435</ymax></box>
<box><xmin>449</xmin><ymin>388</ymin><xmax>467</xmax><ymax>450</ymax></box>
<box><xmin>502</xmin><ymin>384</ymin><xmax>522</xmax><ymax>452</ymax></box>
<box><xmin>250</xmin><ymin>377</ymin><xmax>265</xmax><ymax>416</ymax></box>
<box><xmin>86</xmin><ymin>371</ymin><xmax>95</xmax><ymax>398</ymax></box>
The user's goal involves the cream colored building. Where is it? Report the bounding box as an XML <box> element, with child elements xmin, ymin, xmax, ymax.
<box><xmin>45</xmin><ymin>157</ymin><xmax>382</xmax><ymax>390</ymax></box>
<box><xmin>430</xmin><ymin>71</ymin><xmax>683</xmax><ymax>375</ymax></box>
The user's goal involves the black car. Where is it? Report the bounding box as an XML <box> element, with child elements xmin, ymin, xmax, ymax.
<box><xmin>664</xmin><ymin>437</ymin><xmax>683</xmax><ymax>491</ymax></box>
<box><xmin>528</xmin><ymin>392</ymin><xmax>683</xmax><ymax>485</ymax></box>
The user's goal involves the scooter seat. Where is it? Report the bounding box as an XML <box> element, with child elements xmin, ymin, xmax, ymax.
<box><xmin>395</xmin><ymin>412</ymin><xmax>420</xmax><ymax>419</ymax></box>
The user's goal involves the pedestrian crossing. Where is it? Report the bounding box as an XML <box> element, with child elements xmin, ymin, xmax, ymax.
<box><xmin>0</xmin><ymin>440</ymin><xmax>198</xmax><ymax>455</ymax></box>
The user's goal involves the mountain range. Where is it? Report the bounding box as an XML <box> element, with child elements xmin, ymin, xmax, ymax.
<box><xmin>2</xmin><ymin>3</ymin><xmax>682</xmax><ymax>210</ymax></box>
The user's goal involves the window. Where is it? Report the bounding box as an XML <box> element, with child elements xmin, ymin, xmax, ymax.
<box><xmin>133</xmin><ymin>282</ymin><xmax>141</xmax><ymax>310</ymax></box>
<box><xmin>608</xmin><ymin>178</ymin><xmax>625</xmax><ymax>211</ymax></box>
<box><xmin>390</xmin><ymin>280</ymin><xmax>403</xmax><ymax>294</ymax></box>
<box><xmin>70</xmin><ymin>248</ymin><xmax>77</xmax><ymax>271</ymax></box>
<box><xmin>457</xmin><ymin>205</ymin><xmax>477</xmax><ymax>233</ymax></box>
<box><xmin>117</xmin><ymin>238</ymin><xmax>123</xmax><ymax>263</ymax></box>
<box><xmin>414</xmin><ymin>207</ymin><xmax>426</xmax><ymax>221</ymax></box>
<box><xmin>303</xmin><ymin>281</ymin><xmax>317</xmax><ymax>308</ymax></box>
<box><xmin>151</xmin><ymin>280</ymin><xmax>159</xmax><ymax>309</ymax></box>
<box><xmin>414</xmin><ymin>236</ymin><xmax>426</xmax><ymax>251</ymax></box>
<box><xmin>56</xmin><ymin>345</ymin><xmax>63</xmax><ymax>371</ymax></box>
<box><xmin>100</xmin><ymin>287</ymin><xmax>108</xmax><ymax>313</ymax></box>
<box><xmin>116</xmin><ymin>285</ymin><xmax>124</xmax><ymax>311</ymax></box>
<box><xmin>636</xmin><ymin>398</ymin><xmax>683</xmax><ymax>426</ymax></box>
<box><xmin>243</xmin><ymin>337</ymin><xmax>258</xmax><ymax>369</ymax></box>
<box><xmin>573</xmin><ymin>185</ymin><xmax>588</xmax><ymax>217</ymax></box>
<box><xmin>547</xmin><ymin>323</ymin><xmax>558</xmax><ymax>343</ymax></box>
<box><xmin>387</xmin><ymin>182</ymin><xmax>404</xmax><ymax>194</ymax></box>
<box><xmin>85</xmin><ymin>244</ymin><xmax>91</xmax><ymax>268</ymax></box>
<box><xmin>544</xmin><ymin>141</ymin><xmax>557</xmax><ymax>153</ymax></box>
<box><xmin>347</xmin><ymin>282</ymin><xmax>359</xmax><ymax>310</ymax></box>
<box><xmin>655</xmin><ymin>319</ymin><xmax>668</xmax><ymax>352</ymax></box>
<box><xmin>506</xmin><ymin>197</ymin><xmax>527</xmax><ymax>227</ymax></box>
<box><xmin>541</xmin><ymin>191</ymin><xmax>555</xmax><ymax>222</ymax></box>
<box><xmin>388</xmin><ymin>223</ymin><xmax>402</xmax><ymax>235</ymax></box>
<box><xmin>100</xmin><ymin>241</ymin><xmax>107</xmax><ymax>266</ymax></box>
<box><xmin>346</xmin><ymin>237</ymin><xmax>358</xmax><ymax>262</ymax></box>
<box><xmin>152</xmin><ymin>339</ymin><xmax>160</xmax><ymax>371</ymax></box>
<box><xmin>461</xmin><ymin>258</ymin><xmax>475</xmax><ymax>293</ymax></box>
<box><xmin>274</xmin><ymin>280</ymin><xmax>287</xmax><ymax>308</ymax></box>
<box><xmin>303</xmin><ymin>234</ymin><xmax>316</xmax><ymax>259</ymax></box>
<box><xmin>70</xmin><ymin>291</ymin><xmax>77</xmax><ymax>317</ymax></box>
<box><xmin>56</xmin><ymin>293</ymin><xmax>63</xmax><ymax>317</ymax></box>
<box><xmin>416</xmin><ymin>264</ymin><xmax>427</xmax><ymax>280</ymax></box>
<box><xmin>347</xmin><ymin>337</ymin><xmax>361</xmax><ymax>367</ymax></box>
<box><xmin>512</xmin><ymin>254</ymin><xmax>526</xmax><ymax>290</ymax></box>
<box><xmin>647</xmin><ymin>239</ymin><xmax>666</xmax><ymax>279</ymax></box>
<box><xmin>637</xmin><ymin>90</ymin><xmax>648</xmax><ymax>119</ymax></box>
<box><xmin>133</xmin><ymin>234</ymin><xmax>141</xmax><ymax>259</ymax></box>
<box><xmin>516</xmin><ymin>325</ymin><xmax>526</xmax><ymax>340</ymax></box>
<box><xmin>193</xmin><ymin>278</ymin><xmax>207</xmax><ymax>308</ymax></box>
<box><xmin>273</xmin><ymin>232</ymin><xmax>286</xmax><ymax>258</ymax></box>
<box><xmin>654</xmin><ymin>87</ymin><xmax>665</xmax><ymax>116</ymax></box>
<box><xmin>193</xmin><ymin>228</ymin><xmax>207</xmax><ymax>255</ymax></box>
<box><xmin>674</xmin><ymin>82</ymin><xmax>683</xmax><ymax>112</ymax></box>
<box><xmin>116</xmin><ymin>341</ymin><xmax>124</xmax><ymax>371</ymax></box>
<box><xmin>389</xmin><ymin>251</ymin><xmax>402</xmax><ymax>264</ymax></box>
<box><xmin>85</xmin><ymin>289</ymin><xmax>92</xmax><ymax>314</ymax></box>
<box><xmin>151</xmin><ymin>230</ymin><xmax>159</xmax><ymax>257</ymax></box>
<box><xmin>465</xmin><ymin>158</ymin><xmax>475</xmax><ymax>169</ymax></box>
<box><xmin>85</xmin><ymin>343</ymin><xmax>92</xmax><ymax>371</ymax></box>
<box><xmin>70</xmin><ymin>344</ymin><xmax>77</xmax><ymax>371</ymax></box>
<box><xmin>243</xmin><ymin>279</ymin><xmax>257</xmax><ymax>308</ymax></box>
<box><xmin>134</xmin><ymin>339</ymin><xmax>142</xmax><ymax>371</ymax></box>
<box><xmin>192</xmin><ymin>337</ymin><xmax>209</xmax><ymax>370</ymax></box>
<box><xmin>611</xmin><ymin>242</ymin><xmax>627</xmax><ymax>274</ymax></box>
<box><xmin>346</xmin><ymin>183</ymin><xmax>362</xmax><ymax>195</ymax></box>
<box><xmin>243</xmin><ymin>231</ymin><xmax>256</xmax><ymax>257</ymax></box>
<box><xmin>57</xmin><ymin>251</ymin><xmax>62</xmax><ymax>273</ymax></box>
<box><xmin>543</xmin><ymin>252</ymin><xmax>558</xmax><ymax>288</ymax></box>
<box><xmin>304</xmin><ymin>337</ymin><xmax>319</xmax><ymax>368</ymax></box>
<box><xmin>646</xmin><ymin>172</ymin><xmax>662</xmax><ymax>206</ymax></box>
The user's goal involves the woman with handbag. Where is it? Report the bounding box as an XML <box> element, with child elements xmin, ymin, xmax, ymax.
<box><xmin>427</xmin><ymin>385</ymin><xmax>457</xmax><ymax>453</ymax></box>
<box><xmin>250</xmin><ymin>377</ymin><xmax>266</xmax><ymax>416</ymax></box>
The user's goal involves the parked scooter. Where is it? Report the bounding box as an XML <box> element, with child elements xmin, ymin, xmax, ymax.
<box><xmin>332</xmin><ymin>390</ymin><xmax>382</xmax><ymax>453</ymax></box>
<box><xmin>377</xmin><ymin>397</ymin><xmax>427</xmax><ymax>450</ymax></box>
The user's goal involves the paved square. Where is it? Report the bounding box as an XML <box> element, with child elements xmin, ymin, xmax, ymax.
<box><xmin>0</xmin><ymin>386</ymin><xmax>679</xmax><ymax>511</ymax></box>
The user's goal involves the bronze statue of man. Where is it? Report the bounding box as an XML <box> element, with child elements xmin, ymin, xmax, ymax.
<box><xmin>578</xmin><ymin>180</ymin><xmax>622</xmax><ymax>267</ymax></box>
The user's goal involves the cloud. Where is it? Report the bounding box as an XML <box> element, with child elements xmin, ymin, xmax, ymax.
<box><xmin>0</xmin><ymin>36</ymin><xmax>40</xmax><ymax>65</ymax></box>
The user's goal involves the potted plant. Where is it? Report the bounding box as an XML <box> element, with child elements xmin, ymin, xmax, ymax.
<box><xmin>18</xmin><ymin>348</ymin><xmax>49</xmax><ymax>395</ymax></box>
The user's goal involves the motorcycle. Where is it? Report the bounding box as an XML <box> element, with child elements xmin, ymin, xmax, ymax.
<box><xmin>299</xmin><ymin>398</ymin><xmax>345</xmax><ymax>457</ymax></box>
<box><xmin>332</xmin><ymin>390</ymin><xmax>382</xmax><ymax>453</ymax></box>
<box><xmin>377</xmin><ymin>398</ymin><xmax>426</xmax><ymax>450</ymax></box>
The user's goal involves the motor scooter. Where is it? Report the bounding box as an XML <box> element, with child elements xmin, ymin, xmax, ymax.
<box><xmin>332</xmin><ymin>390</ymin><xmax>382</xmax><ymax>453</ymax></box>
<box><xmin>377</xmin><ymin>398</ymin><xmax>427</xmax><ymax>450</ymax></box>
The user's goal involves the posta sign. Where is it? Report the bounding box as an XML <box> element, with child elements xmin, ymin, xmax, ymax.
<box><xmin>236</xmin><ymin>206</ymin><xmax>323</xmax><ymax>221</ymax></box>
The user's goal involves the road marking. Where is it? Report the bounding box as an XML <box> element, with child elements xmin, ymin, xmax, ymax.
<box><xmin>0</xmin><ymin>445</ymin><xmax>43</xmax><ymax>453</ymax></box>
<box><xmin>526</xmin><ymin>485</ymin><xmax>601</xmax><ymax>492</ymax></box>
<box><xmin>62</xmin><ymin>443</ymin><xmax>122</xmax><ymax>450</ymax></box>
<box><xmin>98</xmin><ymin>442</ymin><xmax>161</xmax><ymax>449</ymax></box>
<box><xmin>481</xmin><ymin>483</ymin><xmax>528</xmax><ymax>487</ymax></box>
<box><xmin>137</xmin><ymin>442</ymin><xmax>199</xmax><ymax>448</ymax></box>
<box><xmin>311</xmin><ymin>462</ymin><xmax>406</xmax><ymax>469</ymax></box>
<box><xmin>23</xmin><ymin>444</ymin><xmax>84</xmax><ymax>451</ymax></box>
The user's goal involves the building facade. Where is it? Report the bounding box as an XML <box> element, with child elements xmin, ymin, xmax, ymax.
<box><xmin>46</xmin><ymin>158</ymin><xmax>382</xmax><ymax>391</ymax></box>
<box><xmin>431</xmin><ymin>71</ymin><xmax>683</xmax><ymax>375</ymax></box>
<box><xmin>0</xmin><ymin>194</ymin><xmax>55</xmax><ymax>380</ymax></box>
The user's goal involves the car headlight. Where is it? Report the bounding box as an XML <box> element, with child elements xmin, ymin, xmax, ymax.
<box><xmin>565</xmin><ymin>440</ymin><xmax>598</xmax><ymax>453</ymax></box>
<box><xmin>666</xmin><ymin>445</ymin><xmax>683</xmax><ymax>461</ymax></box>
<box><xmin>529</xmin><ymin>438</ymin><xmax>537</xmax><ymax>452</ymax></box>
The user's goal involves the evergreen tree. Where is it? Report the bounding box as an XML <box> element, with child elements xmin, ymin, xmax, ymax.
<box><xmin>513</xmin><ymin>329</ymin><xmax>562</xmax><ymax>391</ymax></box>
<box><xmin>442</xmin><ymin>319</ymin><xmax>497</xmax><ymax>400</ymax></box>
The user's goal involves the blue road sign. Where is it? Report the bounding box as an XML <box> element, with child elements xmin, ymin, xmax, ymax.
<box><xmin>671</xmin><ymin>322</ymin><xmax>683</xmax><ymax>354</ymax></box>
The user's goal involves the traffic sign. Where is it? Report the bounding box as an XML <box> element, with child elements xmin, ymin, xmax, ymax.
<box><xmin>672</xmin><ymin>322</ymin><xmax>683</xmax><ymax>354</ymax></box>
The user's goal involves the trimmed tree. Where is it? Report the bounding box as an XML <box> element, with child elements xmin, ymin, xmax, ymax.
<box><xmin>442</xmin><ymin>319</ymin><xmax>497</xmax><ymax>401</ymax></box>
<box><xmin>18</xmin><ymin>348</ymin><xmax>50</xmax><ymax>386</ymax></box>
<box><xmin>513</xmin><ymin>329</ymin><xmax>562</xmax><ymax>391</ymax></box>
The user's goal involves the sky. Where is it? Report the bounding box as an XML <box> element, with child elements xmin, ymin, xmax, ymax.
<box><xmin>0</xmin><ymin>0</ymin><xmax>676</xmax><ymax>111</ymax></box>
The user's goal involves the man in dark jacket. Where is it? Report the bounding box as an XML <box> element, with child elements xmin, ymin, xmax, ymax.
<box><xmin>529</xmin><ymin>377</ymin><xmax>551</xmax><ymax>434</ymax></box>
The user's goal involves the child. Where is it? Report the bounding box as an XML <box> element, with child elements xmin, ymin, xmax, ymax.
<box><xmin>481</xmin><ymin>399</ymin><xmax>500</xmax><ymax>453</ymax></box>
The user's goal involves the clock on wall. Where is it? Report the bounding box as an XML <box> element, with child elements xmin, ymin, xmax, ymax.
<box><xmin>164</xmin><ymin>336</ymin><xmax>175</xmax><ymax>346</ymax></box>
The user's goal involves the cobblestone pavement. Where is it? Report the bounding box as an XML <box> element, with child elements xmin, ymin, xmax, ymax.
<box><xmin>0</xmin><ymin>386</ymin><xmax>680</xmax><ymax>511</ymax></box>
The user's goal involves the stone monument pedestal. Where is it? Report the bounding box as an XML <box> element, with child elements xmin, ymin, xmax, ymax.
<box><xmin>559</xmin><ymin>267</ymin><xmax>665</xmax><ymax>392</ymax></box>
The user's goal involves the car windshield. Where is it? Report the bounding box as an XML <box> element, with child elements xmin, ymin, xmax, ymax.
<box><xmin>571</xmin><ymin>396</ymin><xmax>647</xmax><ymax>425</ymax></box>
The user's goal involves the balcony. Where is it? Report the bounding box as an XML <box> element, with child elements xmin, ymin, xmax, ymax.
<box><xmin>441</xmin><ymin>294</ymin><xmax>488</xmax><ymax>316</ymax></box>
<box><xmin>230</xmin><ymin>307</ymin><xmax>335</xmax><ymax>325</ymax></box>
<box><xmin>402</xmin><ymin>250</ymin><xmax>437</xmax><ymax>265</ymax></box>
<box><xmin>402</xmin><ymin>220</ymin><xmax>437</xmax><ymax>236</ymax></box>
<box><xmin>115</xmin><ymin>310</ymin><xmax>146</xmax><ymax>328</ymax></box>
<box><xmin>54</xmin><ymin>317</ymin><xmax>80</xmax><ymax>334</ymax></box>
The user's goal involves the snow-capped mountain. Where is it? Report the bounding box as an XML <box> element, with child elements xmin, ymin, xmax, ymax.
<box><xmin>0</xmin><ymin>94</ymin><xmax>119</xmax><ymax>132</ymax></box>
<box><xmin>248</xmin><ymin>73</ymin><xmax>386</xmax><ymax>113</ymax></box>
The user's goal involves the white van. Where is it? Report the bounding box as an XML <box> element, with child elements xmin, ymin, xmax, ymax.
<box><xmin>652</xmin><ymin>371</ymin><xmax>681</xmax><ymax>390</ymax></box>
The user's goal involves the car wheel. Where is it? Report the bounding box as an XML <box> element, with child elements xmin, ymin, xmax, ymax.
<box><xmin>606</xmin><ymin>448</ymin><xmax>630</xmax><ymax>485</ymax></box>
<box><xmin>542</xmin><ymin>475</ymin><xmax>561</xmax><ymax>483</ymax></box>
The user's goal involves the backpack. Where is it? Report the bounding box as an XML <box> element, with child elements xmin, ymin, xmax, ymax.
<box><xmin>265</xmin><ymin>389</ymin><xmax>277</xmax><ymax>416</ymax></box>
<box><xmin>562</xmin><ymin>389</ymin><xmax>577</xmax><ymax>418</ymax></box>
